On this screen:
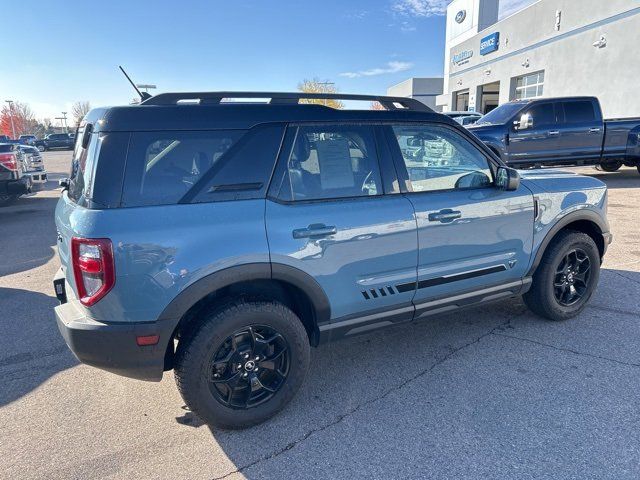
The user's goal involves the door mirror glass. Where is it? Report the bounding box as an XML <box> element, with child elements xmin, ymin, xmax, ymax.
<box><xmin>514</xmin><ymin>113</ymin><xmax>533</xmax><ymax>130</ymax></box>
<box><xmin>496</xmin><ymin>166</ymin><xmax>520</xmax><ymax>191</ymax></box>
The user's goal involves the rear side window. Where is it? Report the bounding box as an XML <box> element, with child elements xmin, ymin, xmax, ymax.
<box><xmin>122</xmin><ymin>130</ymin><xmax>244</xmax><ymax>207</ymax></box>
<box><xmin>562</xmin><ymin>101</ymin><xmax>595</xmax><ymax>123</ymax></box>
<box><xmin>281</xmin><ymin>125</ymin><xmax>382</xmax><ymax>201</ymax></box>
<box><xmin>67</xmin><ymin>129</ymin><xmax>100</xmax><ymax>205</ymax></box>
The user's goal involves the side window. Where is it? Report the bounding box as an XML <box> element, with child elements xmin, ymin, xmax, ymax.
<box><xmin>391</xmin><ymin>124</ymin><xmax>493</xmax><ymax>193</ymax></box>
<box><xmin>122</xmin><ymin>130</ymin><xmax>244</xmax><ymax>207</ymax></box>
<box><xmin>284</xmin><ymin>125</ymin><xmax>382</xmax><ymax>201</ymax></box>
<box><xmin>67</xmin><ymin>131</ymin><xmax>100</xmax><ymax>204</ymax></box>
<box><xmin>525</xmin><ymin>103</ymin><xmax>555</xmax><ymax>128</ymax></box>
<box><xmin>562</xmin><ymin>101</ymin><xmax>595</xmax><ymax>123</ymax></box>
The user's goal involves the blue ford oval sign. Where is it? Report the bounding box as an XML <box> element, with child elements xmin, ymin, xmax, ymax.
<box><xmin>455</xmin><ymin>10</ymin><xmax>467</xmax><ymax>23</ymax></box>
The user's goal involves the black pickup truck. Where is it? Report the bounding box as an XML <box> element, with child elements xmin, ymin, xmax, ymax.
<box><xmin>468</xmin><ymin>96</ymin><xmax>640</xmax><ymax>173</ymax></box>
<box><xmin>35</xmin><ymin>133</ymin><xmax>75</xmax><ymax>152</ymax></box>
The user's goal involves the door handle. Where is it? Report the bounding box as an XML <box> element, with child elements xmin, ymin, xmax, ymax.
<box><xmin>548</xmin><ymin>130</ymin><xmax>560</xmax><ymax>136</ymax></box>
<box><xmin>589</xmin><ymin>127</ymin><xmax>601</xmax><ymax>133</ymax></box>
<box><xmin>428</xmin><ymin>209</ymin><xmax>462</xmax><ymax>223</ymax></box>
<box><xmin>292</xmin><ymin>224</ymin><xmax>337</xmax><ymax>239</ymax></box>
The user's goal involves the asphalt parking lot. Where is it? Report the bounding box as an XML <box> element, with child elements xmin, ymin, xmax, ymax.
<box><xmin>1</xmin><ymin>150</ymin><xmax>639</xmax><ymax>479</ymax></box>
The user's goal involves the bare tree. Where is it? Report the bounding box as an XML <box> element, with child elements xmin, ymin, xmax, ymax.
<box><xmin>72</xmin><ymin>101</ymin><xmax>91</xmax><ymax>126</ymax></box>
<box><xmin>370</xmin><ymin>101</ymin><xmax>385</xmax><ymax>110</ymax></box>
<box><xmin>297</xmin><ymin>78</ymin><xmax>344</xmax><ymax>109</ymax></box>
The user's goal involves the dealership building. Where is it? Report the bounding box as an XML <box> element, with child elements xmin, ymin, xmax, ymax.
<box><xmin>393</xmin><ymin>0</ymin><xmax>640</xmax><ymax>118</ymax></box>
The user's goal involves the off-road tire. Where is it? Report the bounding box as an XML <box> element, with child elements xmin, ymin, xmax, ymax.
<box><xmin>523</xmin><ymin>230</ymin><xmax>600</xmax><ymax>321</ymax></box>
<box><xmin>174</xmin><ymin>299</ymin><xmax>310</xmax><ymax>429</ymax></box>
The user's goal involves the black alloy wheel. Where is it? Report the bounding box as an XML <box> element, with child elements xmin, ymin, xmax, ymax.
<box><xmin>553</xmin><ymin>248</ymin><xmax>591</xmax><ymax>306</ymax></box>
<box><xmin>208</xmin><ymin>325</ymin><xmax>290</xmax><ymax>409</ymax></box>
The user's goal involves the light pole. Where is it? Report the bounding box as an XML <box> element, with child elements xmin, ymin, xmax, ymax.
<box><xmin>55</xmin><ymin>117</ymin><xmax>66</xmax><ymax>132</ymax></box>
<box><xmin>61</xmin><ymin>112</ymin><xmax>68</xmax><ymax>133</ymax></box>
<box><xmin>5</xmin><ymin>100</ymin><xmax>16</xmax><ymax>139</ymax></box>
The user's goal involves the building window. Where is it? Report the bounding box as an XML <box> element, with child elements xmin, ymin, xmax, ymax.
<box><xmin>514</xmin><ymin>71</ymin><xmax>544</xmax><ymax>100</ymax></box>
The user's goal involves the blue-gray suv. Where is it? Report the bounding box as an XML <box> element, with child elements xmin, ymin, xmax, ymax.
<box><xmin>53</xmin><ymin>92</ymin><xmax>612</xmax><ymax>429</ymax></box>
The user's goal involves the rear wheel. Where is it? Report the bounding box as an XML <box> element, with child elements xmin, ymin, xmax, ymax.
<box><xmin>174</xmin><ymin>299</ymin><xmax>310</xmax><ymax>429</ymax></box>
<box><xmin>0</xmin><ymin>194</ymin><xmax>18</xmax><ymax>207</ymax></box>
<box><xmin>37</xmin><ymin>145</ymin><xmax>46</xmax><ymax>152</ymax></box>
<box><xmin>598</xmin><ymin>161</ymin><xmax>622</xmax><ymax>172</ymax></box>
<box><xmin>524</xmin><ymin>230</ymin><xmax>600</xmax><ymax>321</ymax></box>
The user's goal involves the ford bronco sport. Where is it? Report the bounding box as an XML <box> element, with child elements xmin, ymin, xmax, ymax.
<box><xmin>53</xmin><ymin>92</ymin><xmax>612</xmax><ymax>429</ymax></box>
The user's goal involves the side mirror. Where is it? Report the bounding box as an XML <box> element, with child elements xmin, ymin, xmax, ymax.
<box><xmin>514</xmin><ymin>113</ymin><xmax>533</xmax><ymax>131</ymax></box>
<box><xmin>496</xmin><ymin>166</ymin><xmax>520</xmax><ymax>191</ymax></box>
<box><xmin>59</xmin><ymin>178</ymin><xmax>70</xmax><ymax>190</ymax></box>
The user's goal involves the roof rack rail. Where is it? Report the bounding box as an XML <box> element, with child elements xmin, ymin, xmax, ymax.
<box><xmin>140</xmin><ymin>91</ymin><xmax>433</xmax><ymax>112</ymax></box>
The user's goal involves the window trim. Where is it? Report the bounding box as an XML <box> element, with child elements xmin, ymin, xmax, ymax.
<box><xmin>268</xmin><ymin>122</ymin><xmax>395</xmax><ymax>205</ymax></box>
<box><xmin>384</xmin><ymin>122</ymin><xmax>499</xmax><ymax>196</ymax></box>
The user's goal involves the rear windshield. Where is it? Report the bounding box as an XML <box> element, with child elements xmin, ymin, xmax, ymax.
<box><xmin>121</xmin><ymin>130</ymin><xmax>245</xmax><ymax>207</ymax></box>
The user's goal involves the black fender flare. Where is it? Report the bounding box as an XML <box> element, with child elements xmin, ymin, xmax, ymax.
<box><xmin>157</xmin><ymin>262</ymin><xmax>331</xmax><ymax>334</ymax></box>
<box><xmin>527</xmin><ymin>209</ymin><xmax>609</xmax><ymax>276</ymax></box>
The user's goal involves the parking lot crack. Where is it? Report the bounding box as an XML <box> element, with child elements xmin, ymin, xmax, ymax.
<box><xmin>211</xmin><ymin>320</ymin><xmax>510</xmax><ymax>480</ymax></box>
<box><xmin>492</xmin><ymin>332</ymin><xmax>640</xmax><ymax>368</ymax></box>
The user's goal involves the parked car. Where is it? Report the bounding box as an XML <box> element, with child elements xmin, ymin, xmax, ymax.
<box><xmin>0</xmin><ymin>143</ymin><xmax>31</xmax><ymax>206</ymax></box>
<box><xmin>0</xmin><ymin>135</ymin><xmax>10</xmax><ymax>142</ymax></box>
<box><xmin>35</xmin><ymin>133</ymin><xmax>75</xmax><ymax>151</ymax></box>
<box><xmin>53</xmin><ymin>92</ymin><xmax>611</xmax><ymax>429</ymax></box>
<box><xmin>18</xmin><ymin>134</ymin><xmax>38</xmax><ymax>145</ymax></box>
<box><xmin>444</xmin><ymin>111</ymin><xmax>483</xmax><ymax>126</ymax></box>
<box><xmin>16</xmin><ymin>144</ymin><xmax>47</xmax><ymax>185</ymax></box>
<box><xmin>468</xmin><ymin>96</ymin><xmax>640</xmax><ymax>172</ymax></box>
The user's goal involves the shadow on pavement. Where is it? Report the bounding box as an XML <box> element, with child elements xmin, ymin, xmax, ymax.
<box><xmin>181</xmin><ymin>268</ymin><xmax>640</xmax><ymax>479</ymax></box>
<box><xmin>0</xmin><ymin>287</ymin><xmax>78</xmax><ymax>408</ymax></box>
<box><xmin>582</xmin><ymin>167</ymin><xmax>640</xmax><ymax>189</ymax></box>
<box><xmin>0</xmin><ymin>194</ymin><xmax>59</xmax><ymax>277</ymax></box>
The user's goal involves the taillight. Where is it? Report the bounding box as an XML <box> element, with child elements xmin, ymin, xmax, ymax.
<box><xmin>0</xmin><ymin>153</ymin><xmax>18</xmax><ymax>171</ymax></box>
<box><xmin>71</xmin><ymin>237</ymin><xmax>115</xmax><ymax>306</ymax></box>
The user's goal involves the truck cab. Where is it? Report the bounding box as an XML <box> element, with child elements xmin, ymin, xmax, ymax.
<box><xmin>468</xmin><ymin>96</ymin><xmax>640</xmax><ymax>172</ymax></box>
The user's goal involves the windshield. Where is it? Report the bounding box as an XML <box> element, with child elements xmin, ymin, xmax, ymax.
<box><xmin>474</xmin><ymin>103</ymin><xmax>525</xmax><ymax>125</ymax></box>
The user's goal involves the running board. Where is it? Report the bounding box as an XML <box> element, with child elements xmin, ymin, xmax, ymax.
<box><xmin>318</xmin><ymin>278</ymin><xmax>531</xmax><ymax>344</ymax></box>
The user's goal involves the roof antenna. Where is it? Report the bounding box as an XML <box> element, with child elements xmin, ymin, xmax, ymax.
<box><xmin>119</xmin><ymin>65</ymin><xmax>152</xmax><ymax>102</ymax></box>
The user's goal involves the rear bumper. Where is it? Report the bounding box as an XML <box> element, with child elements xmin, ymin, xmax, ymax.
<box><xmin>53</xmin><ymin>270</ymin><xmax>178</xmax><ymax>381</ymax></box>
<box><xmin>26</xmin><ymin>171</ymin><xmax>47</xmax><ymax>184</ymax></box>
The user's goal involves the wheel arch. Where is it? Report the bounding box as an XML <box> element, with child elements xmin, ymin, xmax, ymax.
<box><xmin>159</xmin><ymin>263</ymin><xmax>330</xmax><ymax>370</ymax></box>
<box><xmin>528</xmin><ymin>210</ymin><xmax>608</xmax><ymax>276</ymax></box>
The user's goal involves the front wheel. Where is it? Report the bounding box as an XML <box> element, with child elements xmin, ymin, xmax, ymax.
<box><xmin>174</xmin><ymin>299</ymin><xmax>310</xmax><ymax>429</ymax></box>
<box><xmin>37</xmin><ymin>145</ymin><xmax>46</xmax><ymax>152</ymax></box>
<box><xmin>524</xmin><ymin>230</ymin><xmax>600</xmax><ymax>321</ymax></box>
<box><xmin>598</xmin><ymin>161</ymin><xmax>622</xmax><ymax>172</ymax></box>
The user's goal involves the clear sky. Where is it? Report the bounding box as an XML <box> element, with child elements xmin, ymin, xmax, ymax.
<box><xmin>1</xmin><ymin>0</ymin><xmax>533</xmax><ymax>121</ymax></box>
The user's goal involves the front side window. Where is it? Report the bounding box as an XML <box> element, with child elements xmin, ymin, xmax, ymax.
<box><xmin>122</xmin><ymin>130</ymin><xmax>244</xmax><ymax>207</ymax></box>
<box><xmin>284</xmin><ymin>125</ymin><xmax>382</xmax><ymax>201</ymax></box>
<box><xmin>524</xmin><ymin>102</ymin><xmax>555</xmax><ymax>127</ymax></box>
<box><xmin>391</xmin><ymin>124</ymin><xmax>493</xmax><ymax>193</ymax></box>
<box><xmin>514</xmin><ymin>71</ymin><xmax>544</xmax><ymax>100</ymax></box>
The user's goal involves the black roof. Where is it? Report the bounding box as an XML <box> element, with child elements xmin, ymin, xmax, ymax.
<box><xmin>86</xmin><ymin>91</ymin><xmax>458</xmax><ymax>132</ymax></box>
